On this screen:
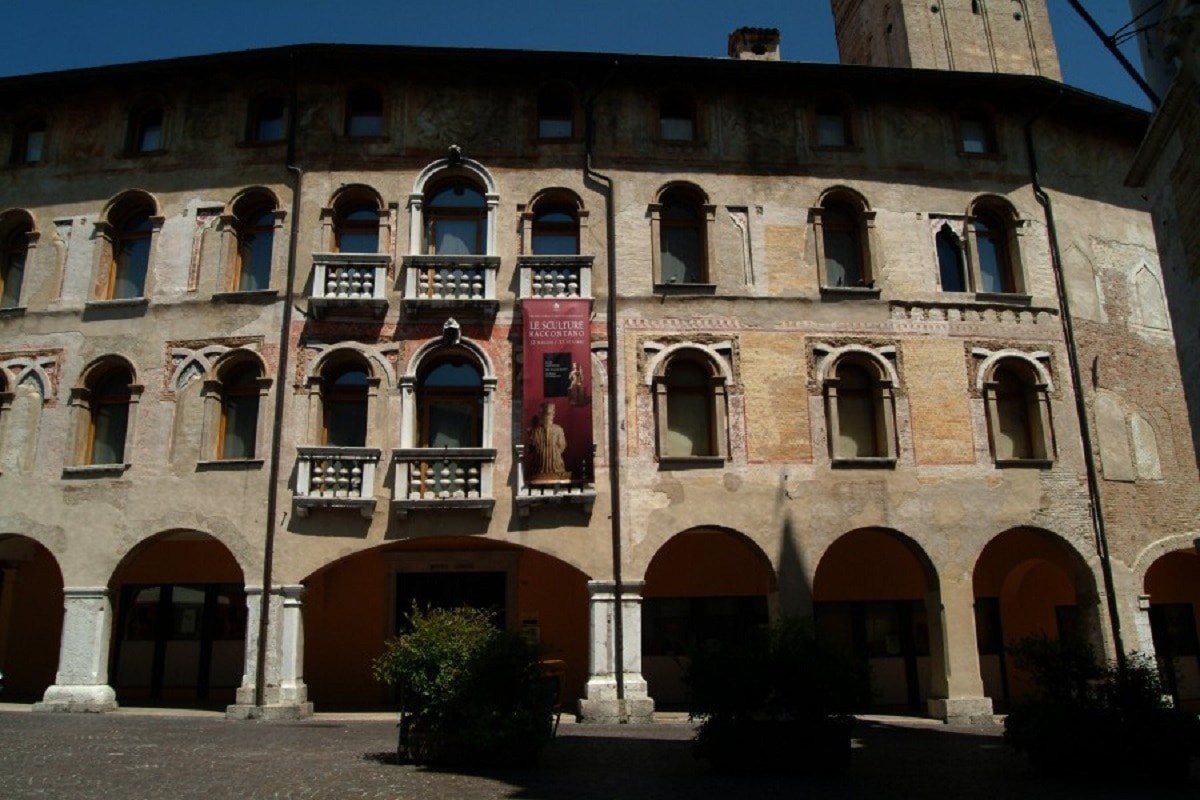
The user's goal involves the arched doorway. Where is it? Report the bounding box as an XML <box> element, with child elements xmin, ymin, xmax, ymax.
<box><xmin>302</xmin><ymin>537</ymin><xmax>589</xmax><ymax>710</ymax></box>
<box><xmin>108</xmin><ymin>531</ymin><xmax>247</xmax><ymax>707</ymax></box>
<box><xmin>641</xmin><ymin>528</ymin><xmax>775</xmax><ymax>708</ymax></box>
<box><xmin>813</xmin><ymin>528</ymin><xmax>936</xmax><ymax>714</ymax></box>
<box><xmin>1144</xmin><ymin>548</ymin><xmax>1200</xmax><ymax>711</ymax></box>
<box><xmin>972</xmin><ymin>527</ymin><xmax>1097</xmax><ymax>709</ymax></box>
<box><xmin>0</xmin><ymin>535</ymin><xmax>63</xmax><ymax>700</ymax></box>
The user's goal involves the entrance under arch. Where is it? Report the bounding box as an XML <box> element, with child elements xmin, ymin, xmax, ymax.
<box><xmin>302</xmin><ymin>537</ymin><xmax>589</xmax><ymax>710</ymax></box>
<box><xmin>1145</xmin><ymin>548</ymin><xmax>1200</xmax><ymax>711</ymax></box>
<box><xmin>641</xmin><ymin>528</ymin><xmax>775</xmax><ymax>708</ymax></box>
<box><xmin>813</xmin><ymin>528</ymin><xmax>935</xmax><ymax>714</ymax></box>
<box><xmin>973</xmin><ymin>527</ymin><xmax>1094</xmax><ymax>709</ymax></box>
<box><xmin>0</xmin><ymin>535</ymin><xmax>63</xmax><ymax>700</ymax></box>
<box><xmin>109</xmin><ymin>532</ymin><xmax>246</xmax><ymax>707</ymax></box>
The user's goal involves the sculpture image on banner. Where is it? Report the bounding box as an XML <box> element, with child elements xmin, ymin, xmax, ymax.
<box><xmin>522</xmin><ymin>299</ymin><xmax>593</xmax><ymax>486</ymax></box>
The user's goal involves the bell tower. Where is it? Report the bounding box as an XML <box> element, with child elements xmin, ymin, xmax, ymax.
<box><xmin>831</xmin><ymin>0</ymin><xmax>1062</xmax><ymax>80</ymax></box>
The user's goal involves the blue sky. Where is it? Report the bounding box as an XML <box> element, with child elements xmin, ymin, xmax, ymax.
<box><xmin>1</xmin><ymin>1</ymin><xmax>1152</xmax><ymax>110</ymax></box>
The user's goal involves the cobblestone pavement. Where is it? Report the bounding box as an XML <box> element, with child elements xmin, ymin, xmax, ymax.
<box><xmin>0</xmin><ymin>707</ymin><xmax>1195</xmax><ymax>799</ymax></box>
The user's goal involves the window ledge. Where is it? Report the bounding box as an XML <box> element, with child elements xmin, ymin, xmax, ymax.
<box><xmin>85</xmin><ymin>297</ymin><xmax>149</xmax><ymax>309</ymax></box>
<box><xmin>63</xmin><ymin>463</ymin><xmax>130</xmax><ymax>478</ymax></box>
<box><xmin>820</xmin><ymin>285</ymin><xmax>881</xmax><ymax>300</ymax></box>
<box><xmin>658</xmin><ymin>455</ymin><xmax>726</xmax><ymax>470</ymax></box>
<box><xmin>973</xmin><ymin>291</ymin><xmax>1032</xmax><ymax>305</ymax></box>
<box><xmin>994</xmin><ymin>458</ymin><xmax>1053</xmax><ymax>469</ymax></box>
<box><xmin>197</xmin><ymin>458</ymin><xmax>265</xmax><ymax>471</ymax></box>
<box><xmin>0</xmin><ymin>305</ymin><xmax>27</xmax><ymax>318</ymax></box>
<box><xmin>212</xmin><ymin>289</ymin><xmax>280</xmax><ymax>304</ymax></box>
<box><xmin>653</xmin><ymin>282</ymin><xmax>717</xmax><ymax>296</ymax></box>
<box><xmin>831</xmin><ymin>457</ymin><xmax>897</xmax><ymax>469</ymax></box>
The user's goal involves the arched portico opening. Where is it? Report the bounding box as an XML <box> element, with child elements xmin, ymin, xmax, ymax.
<box><xmin>813</xmin><ymin>528</ymin><xmax>937</xmax><ymax>714</ymax></box>
<box><xmin>302</xmin><ymin>537</ymin><xmax>589</xmax><ymax>710</ymax></box>
<box><xmin>972</xmin><ymin>527</ymin><xmax>1099</xmax><ymax>710</ymax></box>
<box><xmin>641</xmin><ymin>527</ymin><xmax>776</xmax><ymax>708</ymax></box>
<box><xmin>1144</xmin><ymin>548</ymin><xmax>1200</xmax><ymax>711</ymax></box>
<box><xmin>0</xmin><ymin>535</ymin><xmax>63</xmax><ymax>700</ymax></box>
<box><xmin>108</xmin><ymin>531</ymin><xmax>247</xmax><ymax>708</ymax></box>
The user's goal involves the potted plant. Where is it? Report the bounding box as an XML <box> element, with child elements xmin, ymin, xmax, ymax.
<box><xmin>686</xmin><ymin>615</ymin><xmax>869</xmax><ymax>774</ymax></box>
<box><xmin>1003</xmin><ymin>635</ymin><xmax>1200</xmax><ymax>783</ymax></box>
<box><xmin>372</xmin><ymin>605</ymin><xmax>553</xmax><ymax>767</ymax></box>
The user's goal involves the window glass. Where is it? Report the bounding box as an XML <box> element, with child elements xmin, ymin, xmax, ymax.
<box><xmin>1</xmin><ymin>231</ymin><xmax>27</xmax><ymax>308</ymax></box>
<box><xmin>426</xmin><ymin>182</ymin><xmax>486</xmax><ymax>255</ymax></box>
<box><xmin>324</xmin><ymin>367</ymin><xmax>368</xmax><ymax>447</ymax></box>
<box><xmin>346</xmin><ymin>88</ymin><xmax>383</xmax><ymax>137</ymax></box>
<box><xmin>13</xmin><ymin>119</ymin><xmax>46</xmax><ymax>163</ymax></box>
<box><xmin>91</xmin><ymin>369</ymin><xmax>132</xmax><ymax>464</ymax></box>
<box><xmin>113</xmin><ymin>214</ymin><xmax>153</xmax><ymax>299</ymax></box>
<box><xmin>253</xmin><ymin>96</ymin><xmax>286</xmax><ymax>142</ymax></box>
<box><xmin>336</xmin><ymin>206</ymin><xmax>380</xmax><ymax>254</ymax></box>
<box><xmin>420</xmin><ymin>360</ymin><xmax>483</xmax><ymax>448</ymax></box>
<box><xmin>537</xmin><ymin>88</ymin><xmax>573</xmax><ymax>139</ymax></box>
<box><xmin>660</xmin><ymin>199</ymin><xmax>704</xmax><ymax>284</ymax></box>
<box><xmin>993</xmin><ymin>367</ymin><xmax>1032</xmax><ymax>459</ymax></box>
<box><xmin>238</xmin><ymin>210</ymin><xmax>275</xmax><ymax>291</ymax></box>
<box><xmin>960</xmin><ymin>115</ymin><xmax>990</xmax><ymax>154</ymax></box>
<box><xmin>822</xmin><ymin>207</ymin><xmax>863</xmax><ymax>287</ymax></box>
<box><xmin>835</xmin><ymin>362</ymin><xmax>878</xmax><ymax>457</ymax></box>
<box><xmin>531</xmin><ymin>208</ymin><xmax>578</xmax><ymax>255</ymax></box>
<box><xmin>815</xmin><ymin>109</ymin><xmax>847</xmax><ymax>147</ymax></box>
<box><xmin>136</xmin><ymin>108</ymin><xmax>163</xmax><ymax>152</ymax></box>
<box><xmin>221</xmin><ymin>365</ymin><xmax>260</xmax><ymax>459</ymax></box>
<box><xmin>974</xmin><ymin>215</ymin><xmax>1011</xmax><ymax>293</ymax></box>
<box><xmin>936</xmin><ymin>226</ymin><xmax>966</xmax><ymax>292</ymax></box>
<box><xmin>660</xmin><ymin>92</ymin><xmax>695</xmax><ymax>141</ymax></box>
<box><xmin>664</xmin><ymin>360</ymin><xmax>712</xmax><ymax>456</ymax></box>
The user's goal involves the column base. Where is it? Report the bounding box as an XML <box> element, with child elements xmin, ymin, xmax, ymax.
<box><xmin>577</xmin><ymin>697</ymin><xmax>655</xmax><ymax>724</ymax></box>
<box><xmin>33</xmin><ymin>685</ymin><xmax>118</xmax><ymax>713</ymax></box>
<box><xmin>927</xmin><ymin>696</ymin><xmax>995</xmax><ymax>725</ymax></box>
<box><xmin>225</xmin><ymin>702</ymin><xmax>315</xmax><ymax>721</ymax></box>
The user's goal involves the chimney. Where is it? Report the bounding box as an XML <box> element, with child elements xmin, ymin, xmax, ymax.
<box><xmin>728</xmin><ymin>27</ymin><xmax>781</xmax><ymax>61</ymax></box>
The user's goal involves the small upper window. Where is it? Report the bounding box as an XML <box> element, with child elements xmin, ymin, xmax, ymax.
<box><xmin>814</xmin><ymin>101</ymin><xmax>851</xmax><ymax>148</ymax></box>
<box><xmin>248</xmin><ymin>94</ymin><xmax>286</xmax><ymax>143</ymax></box>
<box><xmin>0</xmin><ymin>215</ymin><xmax>31</xmax><ymax>309</ymax></box>
<box><xmin>424</xmin><ymin>179</ymin><xmax>487</xmax><ymax>256</ymax></box>
<box><xmin>659</xmin><ymin>91</ymin><xmax>696</xmax><ymax>141</ymax></box>
<box><xmin>958</xmin><ymin>110</ymin><xmax>995</xmax><ymax>155</ymax></box>
<box><xmin>10</xmin><ymin>117</ymin><xmax>46</xmax><ymax>164</ymax></box>
<box><xmin>128</xmin><ymin>105</ymin><xmax>164</xmax><ymax>153</ymax></box>
<box><xmin>936</xmin><ymin>224</ymin><xmax>967</xmax><ymax>292</ymax></box>
<box><xmin>345</xmin><ymin>86</ymin><xmax>384</xmax><ymax>138</ymax></box>
<box><xmin>537</xmin><ymin>86</ymin><xmax>574</xmax><ymax>139</ymax></box>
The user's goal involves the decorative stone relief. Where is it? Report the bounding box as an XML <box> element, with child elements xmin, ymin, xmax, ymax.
<box><xmin>0</xmin><ymin>352</ymin><xmax>60</xmax><ymax>402</ymax></box>
<box><xmin>166</xmin><ymin>338</ymin><xmax>263</xmax><ymax>394</ymax></box>
<box><xmin>1130</xmin><ymin>413</ymin><xmax>1162</xmax><ymax>481</ymax></box>
<box><xmin>1132</xmin><ymin>262</ymin><xmax>1170</xmax><ymax>330</ymax></box>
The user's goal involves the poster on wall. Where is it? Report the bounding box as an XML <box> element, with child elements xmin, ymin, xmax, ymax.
<box><xmin>522</xmin><ymin>298</ymin><xmax>593</xmax><ymax>487</ymax></box>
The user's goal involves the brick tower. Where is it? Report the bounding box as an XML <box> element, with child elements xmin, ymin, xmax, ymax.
<box><xmin>831</xmin><ymin>0</ymin><xmax>1062</xmax><ymax>79</ymax></box>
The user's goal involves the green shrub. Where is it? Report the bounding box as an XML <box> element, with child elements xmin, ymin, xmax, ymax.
<box><xmin>372</xmin><ymin>606</ymin><xmax>552</xmax><ymax>766</ymax></box>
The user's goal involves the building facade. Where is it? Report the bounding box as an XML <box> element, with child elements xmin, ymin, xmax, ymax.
<box><xmin>1</xmin><ymin>2</ymin><xmax>1198</xmax><ymax>723</ymax></box>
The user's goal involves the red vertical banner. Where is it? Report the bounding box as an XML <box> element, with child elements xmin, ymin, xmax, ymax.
<box><xmin>522</xmin><ymin>299</ymin><xmax>593</xmax><ymax>486</ymax></box>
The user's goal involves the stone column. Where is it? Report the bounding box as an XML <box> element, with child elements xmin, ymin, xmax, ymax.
<box><xmin>227</xmin><ymin>584</ymin><xmax>313</xmax><ymax>720</ymax></box>
<box><xmin>578</xmin><ymin>580</ymin><xmax>654</xmax><ymax>723</ymax></box>
<box><xmin>925</xmin><ymin>579</ymin><xmax>994</xmax><ymax>724</ymax></box>
<box><xmin>34</xmin><ymin>587</ymin><xmax>118</xmax><ymax>713</ymax></box>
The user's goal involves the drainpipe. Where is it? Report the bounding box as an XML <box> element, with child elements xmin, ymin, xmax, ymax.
<box><xmin>254</xmin><ymin>50</ymin><xmax>304</xmax><ymax>711</ymax></box>
<box><xmin>584</xmin><ymin>61</ymin><xmax>625</xmax><ymax>716</ymax></box>
<box><xmin>1024</xmin><ymin>97</ymin><xmax>1127</xmax><ymax>672</ymax></box>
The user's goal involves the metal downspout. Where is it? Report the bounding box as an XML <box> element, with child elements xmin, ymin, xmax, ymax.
<box><xmin>1024</xmin><ymin>101</ymin><xmax>1127</xmax><ymax>671</ymax></box>
<box><xmin>254</xmin><ymin>51</ymin><xmax>304</xmax><ymax>711</ymax></box>
<box><xmin>584</xmin><ymin>62</ymin><xmax>625</xmax><ymax>716</ymax></box>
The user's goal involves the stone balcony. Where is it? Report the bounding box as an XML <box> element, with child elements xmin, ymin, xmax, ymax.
<box><xmin>400</xmin><ymin>255</ymin><xmax>500</xmax><ymax>315</ymax></box>
<box><xmin>391</xmin><ymin>447</ymin><xmax>497</xmax><ymax>518</ymax></box>
<box><xmin>517</xmin><ymin>255</ymin><xmax>593</xmax><ymax>299</ymax></box>
<box><xmin>293</xmin><ymin>446</ymin><xmax>381</xmax><ymax>517</ymax></box>
<box><xmin>513</xmin><ymin>444</ymin><xmax>596</xmax><ymax>516</ymax></box>
<box><xmin>308</xmin><ymin>253</ymin><xmax>390</xmax><ymax>319</ymax></box>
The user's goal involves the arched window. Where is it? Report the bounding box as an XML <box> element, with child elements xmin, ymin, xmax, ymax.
<box><xmin>418</xmin><ymin>357</ymin><xmax>483</xmax><ymax>448</ymax></box>
<box><xmin>334</xmin><ymin>202</ymin><xmax>380</xmax><ymax>254</ymax></box>
<box><xmin>973</xmin><ymin>211</ymin><xmax>1015</xmax><ymax>294</ymax></box>
<box><xmin>109</xmin><ymin>200</ymin><xmax>156</xmax><ymax>299</ymax></box>
<box><xmin>345</xmin><ymin>86</ymin><xmax>384</xmax><ymax>138</ymax></box>
<box><xmin>323</xmin><ymin>363</ymin><xmax>370</xmax><ymax>448</ymax></box>
<box><xmin>89</xmin><ymin>366</ymin><xmax>134</xmax><ymax>465</ymax></box>
<box><xmin>0</xmin><ymin>216</ymin><xmax>31</xmax><ymax>309</ymax></box>
<box><xmin>537</xmin><ymin>86</ymin><xmax>574</xmax><ymax>139</ymax></box>
<box><xmin>814</xmin><ymin>190</ymin><xmax>875</xmax><ymax>293</ymax></box>
<box><xmin>248</xmin><ymin>94</ymin><xmax>286</xmax><ymax>143</ymax></box>
<box><xmin>659</xmin><ymin>90</ymin><xmax>696</xmax><ymax>141</ymax></box>
<box><xmin>10</xmin><ymin>116</ymin><xmax>46</xmax><ymax>164</ymax></box>
<box><xmin>824</xmin><ymin>354</ymin><xmax>896</xmax><ymax>463</ymax></box>
<box><xmin>424</xmin><ymin>179</ymin><xmax>487</xmax><ymax>256</ymax></box>
<box><xmin>655</xmin><ymin>184</ymin><xmax>709</xmax><ymax>285</ymax></box>
<box><xmin>936</xmin><ymin>224</ymin><xmax>966</xmax><ymax>292</ymax></box>
<box><xmin>984</xmin><ymin>358</ymin><xmax>1052</xmax><ymax>464</ymax></box>
<box><xmin>218</xmin><ymin>362</ymin><xmax>262</xmax><ymax>459</ymax></box>
<box><xmin>652</xmin><ymin>349</ymin><xmax>728</xmax><ymax>462</ymax></box>
<box><xmin>531</xmin><ymin>205</ymin><xmax>579</xmax><ymax>256</ymax></box>
<box><xmin>127</xmin><ymin>104</ymin><xmax>164</xmax><ymax>153</ymax></box>
<box><xmin>229</xmin><ymin>193</ymin><xmax>276</xmax><ymax>291</ymax></box>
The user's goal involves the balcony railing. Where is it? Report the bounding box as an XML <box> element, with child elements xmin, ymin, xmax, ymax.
<box><xmin>514</xmin><ymin>443</ymin><xmax>596</xmax><ymax>516</ymax></box>
<box><xmin>391</xmin><ymin>447</ymin><xmax>497</xmax><ymax>518</ymax></box>
<box><xmin>309</xmin><ymin>253</ymin><xmax>390</xmax><ymax>319</ymax></box>
<box><xmin>293</xmin><ymin>446</ymin><xmax>381</xmax><ymax>517</ymax></box>
<box><xmin>517</xmin><ymin>255</ymin><xmax>593</xmax><ymax>299</ymax></box>
<box><xmin>401</xmin><ymin>255</ymin><xmax>499</xmax><ymax>314</ymax></box>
